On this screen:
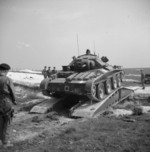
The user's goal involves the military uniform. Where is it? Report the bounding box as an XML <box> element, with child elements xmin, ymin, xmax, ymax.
<box><xmin>47</xmin><ymin>67</ymin><xmax>51</xmax><ymax>78</ymax></box>
<box><xmin>42</xmin><ymin>66</ymin><xmax>47</xmax><ymax>79</ymax></box>
<box><xmin>141</xmin><ymin>70</ymin><xmax>145</xmax><ymax>89</ymax></box>
<box><xmin>52</xmin><ymin>67</ymin><xmax>57</xmax><ymax>74</ymax></box>
<box><xmin>0</xmin><ymin>63</ymin><xmax>16</xmax><ymax>147</ymax></box>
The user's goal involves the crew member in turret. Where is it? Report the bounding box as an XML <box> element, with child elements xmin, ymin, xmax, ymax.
<box><xmin>86</xmin><ymin>49</ymin><xmax>91</xmax><ymax>55</ymax></box>
<box><xmin>0</xmin><ymin>63</ymin><xmax>17</xmax><ymax>148</ymax></box>
<box><xmin>69</xmin><ymin>56</ymin><xmax>76</xmax><ymax>67</ymax></box>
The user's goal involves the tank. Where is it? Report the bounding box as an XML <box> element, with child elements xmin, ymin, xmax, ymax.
<box><xmin>40</xmin><ymin>50</ymin><xmax>124</xmax><ymax>102</ymax></box>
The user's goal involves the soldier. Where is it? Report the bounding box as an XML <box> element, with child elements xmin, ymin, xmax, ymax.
<box><xmin>42</xmin><ymin>66</ymin><xmax>47</xmax><ymax>79</ymax></box>
<box><xmin>52</xmin><ymin>67</ymin><xmax>57</xmax><ymax>74</ymax></box>
<box><xmin>86</xmin><ymin>49</ymin><xmax>91</xmax><ymax>55</ymax></box>
<box><xmin>69</xmin><ymin>56</ymin><xmax>76</xmax><ymax>67</ymax></box>
<box><xmin>47</xmin><ymin>67</ymin><xmax>51</xmax><ymax>78</ymax></box>
<box><xmin>0</xmin><ymin>63</ymin><xmax>17</xmax><ymax>148</ymax></box>
<box><xmin>72</xmin><ymin>56</ymin><xmax>76</xmax><ymax>61</ymax></box>
<box><xmin>140</xmin><ymin>69</ymin><xmax>145</xmax><ymax>89</ymax></box>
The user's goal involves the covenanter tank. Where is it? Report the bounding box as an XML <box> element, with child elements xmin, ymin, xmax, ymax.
<box><xmin>40</xmin><ymin>49</ymin><xmax>124</xmax><ymax>102</ymax></box>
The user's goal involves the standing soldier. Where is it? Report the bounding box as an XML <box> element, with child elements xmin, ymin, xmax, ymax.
<box><xmin>140</xmin><ymin>69</ymin><xmax>145</xmax><ymax>89</ymax></box>
<box><xmin>0</xmin><ymin>63</ymin><xmax>17</xmax><ymax>148</ymax></box>
<box><xmin>47</xmin><ymin>67</ymin><xmax>51</xmax><ymax>78</ymax></box>
<box><xmin>52</xmin><ymin>67</ymin><xmax>57</xmax><ymax>74</ymax></box>
<box><xmin>42</xmin><ymin>66</ymin><xmax>47</xmax><ymax>79</ymax></box>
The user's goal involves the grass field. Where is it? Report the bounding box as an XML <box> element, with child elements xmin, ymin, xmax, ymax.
<box><xmin>6</xmin><ymin>114</ymin><xmax>150</xmax><ymax>152</ymax></box>
<box><xmin>39</xmin><ymin>115</ymin><xmax>150</xmax><ymax>152</ymax></box>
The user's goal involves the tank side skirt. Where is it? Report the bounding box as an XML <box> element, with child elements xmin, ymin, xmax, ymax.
<box><xmin>95</xmin><ymin>70</ymin><xmax>122</xmax><ymax>82</ymax></box>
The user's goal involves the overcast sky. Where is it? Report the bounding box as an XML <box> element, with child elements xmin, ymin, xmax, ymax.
<box><xmin>0</xmin><ymin>0</ymin><xmax>150</xmax><ymax>70</ymax></box>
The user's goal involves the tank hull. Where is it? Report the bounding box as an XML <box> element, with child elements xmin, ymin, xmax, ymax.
<box><xmin>40</xmin><ymin>69</ymin><xmax>123</xmax><ymax>101</ymax></box>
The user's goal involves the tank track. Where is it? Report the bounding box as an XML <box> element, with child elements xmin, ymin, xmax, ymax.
<box><xmin>85</xmin><ymin>71</ymin><xmax>124</xmax><ymax>102</ymax></box>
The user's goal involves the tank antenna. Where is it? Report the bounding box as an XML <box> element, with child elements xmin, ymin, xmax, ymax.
<box><xmin>77</xmin><ymin>34</ymin><xmax>80</xmax><ymax>56</ymax></box>
<box><xmin>93</xmin><ymin>40</ymin><xmax>95</xmax><ymax>55</ymax></box>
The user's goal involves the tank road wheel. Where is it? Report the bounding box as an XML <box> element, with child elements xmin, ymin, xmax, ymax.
<box><xmin>117</xmin><ymin>74</ymin><xmax>121</xmax><ymax>87</ymax></box>
<box><xmin>91</xmin><ymin>84</ymin><xmax>97</xmax><ymax>97</ymax></box>
<box><xmin>97</xmin><ymin>83</ymin><xmax>105</xmax><ymax>99</ymax></box>
<box><xmin>112</xmin><ymin>76</ymin><xmax>117</xmax><ymax>89</ymax></box>
<box><xmin>105</xmin><ymin>79</ymin><xmax>112</xmax><ymax>94</ymax></box>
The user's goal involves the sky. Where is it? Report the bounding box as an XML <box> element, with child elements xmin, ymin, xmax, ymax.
<box><xmin>0</xmin><ymin>0</ymin><xmax>150</xmax><ymax>70</ymax></box>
